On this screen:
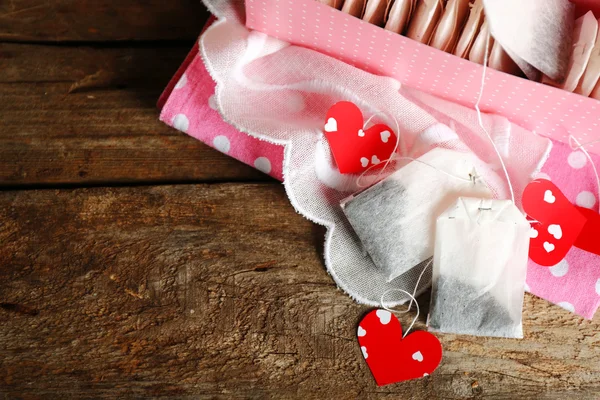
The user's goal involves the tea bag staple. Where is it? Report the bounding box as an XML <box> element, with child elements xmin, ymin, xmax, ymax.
<box><xmin>428</xmin><ymin>197</ymin><xmax>530</xmax><ymax>338</ymax></box>
<box><xmin>341</xmin><ymin>148</ymin><xmax>492</xmax><ymax>283</ymax></box>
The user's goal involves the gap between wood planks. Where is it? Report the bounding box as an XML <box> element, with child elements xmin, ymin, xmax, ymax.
<box><xmin>0</xmin><ymin>39</ymin><xmax>200</xmax><ymax>48</ymax></box>
<box><xmin>0</xmin><ymin>42</ymin><xmax>270</xmax><ymax>187</ymax></box>
<box><xmin>0</xmin><ymin>178</ymin><xmax>279</xmax><ymax>192</ymax></box>
<box><xmin>0</xmin><ymin>4</ymin><xmax>245</xmax><ymax>189</ymax></box>
<box><xmin>0</xmin><ymin>0</ymin><xmax>211</xmax><ymax>43</ymax></box>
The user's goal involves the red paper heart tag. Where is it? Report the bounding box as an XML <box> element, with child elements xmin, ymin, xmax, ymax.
<box><xmin>357</xmin><ymin>309</ymin><xmax>442</xmax><ymax>386</ymax></box>
<box><xmin>574</xmin><ymin>206</ymin><xmax>600</xmax><ymax>256</ymax></box>
<box><xmin>522</xmin><ymin>179</ymin><xmax>587</xmax><ymax>266</ymax></box>
<box><xmin>324</xmin><ymin>101</ymin><xmax>398</xmax><ymax>174</ymax></box>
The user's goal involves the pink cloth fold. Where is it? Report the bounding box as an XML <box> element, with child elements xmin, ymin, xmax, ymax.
<box><xmin>527</xmin><ymin>139</ymin><xmax>600</xmax><ymax>319</ymax></box>
<box><xmin>159</xmin><ymin>42</ymin><xmax>284</xmax><ymax>181</ymax></box>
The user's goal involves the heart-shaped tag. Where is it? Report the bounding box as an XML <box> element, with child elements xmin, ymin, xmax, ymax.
<box><xmin>522</xmin><ymin>179</ymin><xmax>587</xmax><ymax>266</ymax></box>
<box><xmin>574</xmin><ymin>206</ymin><xmax>600</xmax><ymax>256</ymax></box>
<box><xmin>357</xmin><ymin>309</ymin><xmax>442</xmax><ymax>386</ymax></box>
<box><xmin>324</xmin><ymin>102</ymin><xmax>398</xmax><ymax>174</ymax></box>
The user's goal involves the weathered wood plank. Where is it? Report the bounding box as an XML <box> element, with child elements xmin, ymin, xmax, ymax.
<box><xmin>0</xmin><ymin>43</ymin><xmax>268</xmax><ymax>185</ymax></box>
<box><xmin>0</xmin><ymin>0</ymin><xmax>209</xmax><ymax>42</ymax></box>
<box><xmin>0</xmin><ymin>42</ymin><xmax>194</xmax><ymax>85</ymax></box>
<box><xmin>0</xmin><ymin>184</ymin><xmax>599</xmax><ymax>399</ymax></box>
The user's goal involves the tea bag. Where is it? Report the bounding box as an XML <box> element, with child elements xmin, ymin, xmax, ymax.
<box><xmin>341</xmin><ymin>148</ymin><xmax>492</xmax><ymax>282</ymax></box>
<box><xmin>483</xmin><ymin>0</ymin><xmax>575</xmax><ymax>82</ymax></box>
<box><xmin>428</xmin><ymin>197</ymin><xmax>530</xmax><ymax>338</ymax></box>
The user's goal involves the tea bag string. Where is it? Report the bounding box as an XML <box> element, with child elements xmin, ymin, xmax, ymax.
<box><xmin>477</xmin><ymin>32</ymin><xmax>515</xmax><ymax>205</ymax></box>
<box><xmin>570</xmin><ymin>137</ymin><xmax>600</xmax><ymax>148</ymax></box>
<box><xmin>381</xmin><ymin>289</ymin><xmax>420</xmax><ymax>338</ymax></box>
<box><xmin>362</xmin><ymin>110</ymin><xmax>403</xmax><ymax>180</ymax></box>
<box><xmin>380</xmin><ymin>259</ymin><xmax>432</xmax><ymax>338</ymax></box>
<box><xmin>356</xmin><ymin>154</ymin><xmax>478</xmax><ymax>188</ymax></box>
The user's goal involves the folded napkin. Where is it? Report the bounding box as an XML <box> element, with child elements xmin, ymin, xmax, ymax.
<box><xmin>159</xmin><ymin>41</ymin><xmax>284</xmax><ymax>181</ymax></box>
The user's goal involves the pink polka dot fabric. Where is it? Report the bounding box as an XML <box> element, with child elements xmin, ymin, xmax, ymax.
<box><xmin>159</xmin><ymin>42</ymin><xmax>284</xmax><ymax>181</ymax></box>
<box><xmin>528</xmin><ymin>140</ymin><xmax>600</xmax><ymax>319</ymax></box>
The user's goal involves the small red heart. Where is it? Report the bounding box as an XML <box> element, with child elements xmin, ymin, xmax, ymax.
<box><xmin>357</xmin><ymin>309</ymin><xmax>442</xmax><ymax>386</ymax></box>
<box><xmin>522</xmin><ymin>179</ymin><xmax>587</xmax><ymax>266</ymax></box>
<box><xmin>324</xmin><ymin>101</ymin><xmax>397</xmax><ymax>174</ymax></box>
<box><xmin>574</xmin><ymin>206</ymin><xmax>600</xmax><ymax>256</ymax></box>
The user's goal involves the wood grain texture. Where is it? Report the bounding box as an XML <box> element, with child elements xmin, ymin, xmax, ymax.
<box><xmin>2</xmin><ymin>1</ymin><xmax>600</xmax><ymax>398</ymax></box>
<box><xmin>0</xmin><ymin>43</ymin><xmax>268</xmax><ymax>186</ymax></box>
<box><xmin>0</xmin><ymin>0</ymin><xmax>209</xmax><ymax>42</ymax></box>
<box><xmin>1</xmin><ymin>184</ymin><xmax>599</xmax><ymax>399</ymax></box>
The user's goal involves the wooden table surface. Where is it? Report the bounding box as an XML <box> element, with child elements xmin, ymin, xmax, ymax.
<box><xmin>1</xmin><ymin>1</ymin><xmax>600</xmax><ymax>399</ymax></box>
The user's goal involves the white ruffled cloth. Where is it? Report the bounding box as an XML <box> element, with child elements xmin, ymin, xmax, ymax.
<box><xmin>200</xmin><ymin>0</ymin><xmax>551</xmax><ymax>306</ymax></box>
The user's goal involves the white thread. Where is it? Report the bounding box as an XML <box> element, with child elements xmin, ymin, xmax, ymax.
<box><xmin>381</xmin><ymin>289</ymin><xmax>420</xmax><ymax>338</ymax></box>
<box><xmin>363</xmin><ymin>114</ymin><xmax>378</xmax><ymax>129</ymax></box>
<box><xmin>571</xmin><ymin>137</ymin><xmax>600</xmax><ymax>149</ymax></box>
<box><xmin>360</xmin><ymin>112</ymin><xmax>402</xmax><ymax>182</ymax></box>
<box><xmin>408</xmin><ymin>259</ymin><xmax>432</xmax><ymax>310</ymax></box>
<box><xmin>569</xmin><ymin>136</ymin><xmax>600</xmax><ymax>206</ymax></box>
<box><xmin>475</xmin><ymin>33</ymin><xmax>515</xmax><ymax>204</ymax></box>
<box><xmin>356</xmin><ymin>155</ymin><xmax>478</xmax><ymax>188</ymax></box>
<box><xmin>366</xmin><ymin>114</ymin><xmax>400</xmax><ymax>181</ymax></box>
<box><xmin>380</xmin><ymin>259</ymin><xmax>432</xmax><ymax>338</ymax></box>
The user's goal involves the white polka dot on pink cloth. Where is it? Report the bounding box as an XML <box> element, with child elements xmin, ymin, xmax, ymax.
<box><xmin>557</xmin><ymin>301</ymin><xmax>575</xmax><ymax>313</ymax></box>
<box><xmin>576</xmin><ymin>191</ymin><xmax>596</xmax><ymax>209</ymax></box>
<box><xmin>175</xmin><ymin>73</ymin><xmax>188</xmax><ymax>89</ymax></box>
<box><xmin>596</xmin><ymin>278</ymin><xmax>600</xmax><ymax>296</ymax></box>
<box><xmin>254</xmin><ymin>157</ymin><xmax>272</xmax><ymax>174</ymax></box>
<box><xmin>568</xmin><ymin>151</ymin><xmax>587</xmax><ymax>169</ymax></box>
<box><xmin>213</xmin><ymin>135</ymin><xmax>231</xmax><ymax>153</ymax></box>
<box><xmin>172</xmin><ymin>114</ymin><xmax>190</xmax><ymax>133</ymax></box>
<box><xmin>208</xmin><ymin>94</ymin><xmax>218</xmax><ymax>111</ymax></box>
<box><xmin>549</xmin><ymin>260</ymin><xmax>569</xmax><ymax>277</ymax></box>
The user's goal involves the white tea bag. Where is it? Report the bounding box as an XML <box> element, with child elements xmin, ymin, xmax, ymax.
<box><xmin>428</xmin><ymin>197</ymin><xmax>530</xmax><ymax>338</ymax></box>
<box><xmin>341</xmin><ymin>148</ymin><xmax>492</xmax><ymax>282</ymax></box>
<box><xmin>483</xmin><ymin>0</ymin><xmax>575</xmax><ymax>82</ymax></box>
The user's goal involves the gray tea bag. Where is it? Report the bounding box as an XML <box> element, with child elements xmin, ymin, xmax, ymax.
<box><xmin>429</xmin><ymin>277</ymin><xmax>515</xmax><ymax>337</ymax></box>
<box><xmin>341</xmin><ymin>148</ymin><xmax>492</xmax><ymax>282</ymax></box>
<box><xmin>428</xmin><ymin>197</ymin><xmax>530</xmax><ymax>338</ymax></box>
